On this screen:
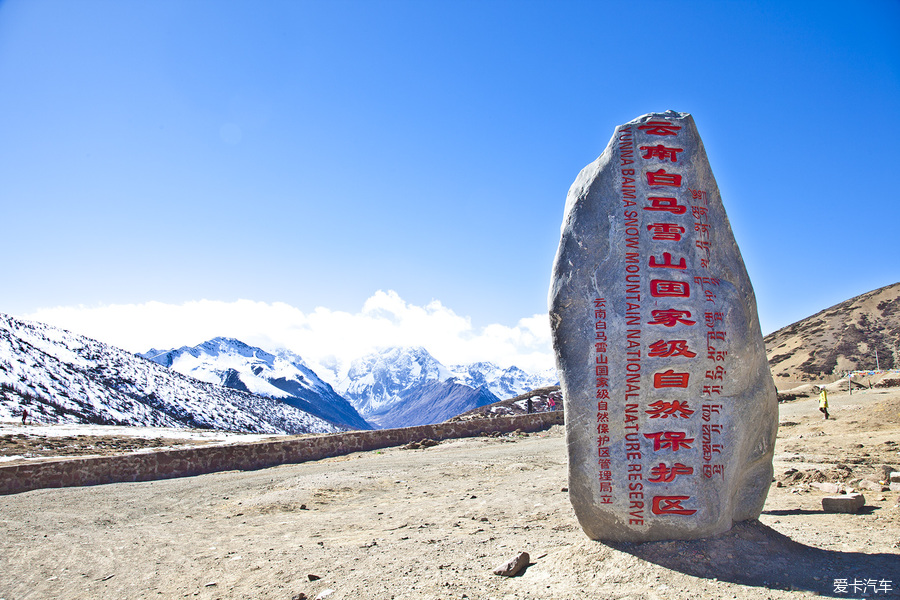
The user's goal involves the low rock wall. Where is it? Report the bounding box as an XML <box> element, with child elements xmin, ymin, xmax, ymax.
<box><xmin>0</xmin><ymin>411</ymin><xmax>563</xmax><ymax>496</ymax></box>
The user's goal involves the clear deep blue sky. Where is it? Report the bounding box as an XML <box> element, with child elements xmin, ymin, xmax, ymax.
<box><xmin>1</xmin><ymin>0</ymin><xmax>898</xmax><ymax>362</ymax></box>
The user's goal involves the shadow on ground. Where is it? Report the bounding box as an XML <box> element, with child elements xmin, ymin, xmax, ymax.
<box><xmin>605</xmin><ymin>520</ymin><xmax>899</xmax><ymax>598</ymax></box>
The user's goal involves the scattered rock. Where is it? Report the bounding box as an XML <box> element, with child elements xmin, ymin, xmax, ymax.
<box><xmin>889</xmin><ymin>471</ymin><xmax>900</xmax><ymax>483</ymax></box>
<box><xmin>204</xmin><ymin>581</ymin><xmax>217</xmax><ymax>587</ymax></box>
<box><xmin>492</xmin><ymin>551</ymin><xmax>530</xmax><ymax>577</ymax></box>
<box><xmin>810</xmin><ymin>482</ymin><xmax>843</xmax><ymax>494</ymax></box>
<box><xmin>822</xmin><ymin>493</ymin><xmax>866</xmax><ymax>513</ymax></box>
<box><xmin>291</xmin><ymin>594</ymin><xmax>307</xmax><ymax>600</ymax></box>
<box><xmin>314</xmin><ymin>590</ymin><xmax>335</xmax><ymax>600</ymax></box>
<box><xmin>419</xmin><ymin>439</ymin><xmax>439</xmax><ymax>448</ymax></box>
<box><xmin>857</xmin><ymin>480</ymin><xmax>888</xmax><ymax>492</ymax></box>
<box><xmin>307</xmin><ymin>574</ymin><xmax>321</xmax><ymax>581</ymax></box>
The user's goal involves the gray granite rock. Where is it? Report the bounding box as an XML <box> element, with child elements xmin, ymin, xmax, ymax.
<box><xmin>549</xmin><ymin>111</ymin><xmax>777</xmax><ymax>542</ymax></box>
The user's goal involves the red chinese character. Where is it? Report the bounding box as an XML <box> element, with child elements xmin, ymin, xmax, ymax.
<box><xmin>649</xmin><ymin>252</ymin><xmax>686</xmax><ymax>270</ymax></box>
<box><xmin>597</xmin><ymin>412</ymin><xmax>609</xmax><ymax>422</ymax></box>
<box><xmin>648</xmin><ymin>309</ymin><xmax>695</xmax><ymax>327</ymax></box>
<box><xmin>638</xmin><ymin>121</ymin><xmax>682</xmax><ymax>136</ymax></box>
<box><xmin>646</xmin><ymin>400</ymin><xmax>695</xmax><ymax>419</ymax></box>
<box><xmin>648</xmin><ymin>223</ymin><xmax>686</xmax><ymax>241</ymax></box>
<box><xmin>648</xmin><ymin>462</ymin><xmax>694</xmax><ymax>483</ymax></box>
<box><xmin>651</xmin><ymin>280</ymin><xmax>690</xmax><ymax>298</ymax></box>
<box><xmin>596</xmin><ymin>388</ymin><xmax>610</xmax><ymax>399</ymax></box>
<box><xmin>639</xmin><ymin>145</ymin><xmax>683</xmax><ymax>162</ymax></box>
<box><xmin>653</xmin><ymin>369</ymin><xmax>690</xmax><ymax>388</ymax></box>
<box><xmin>645</xmin><ymin>169</ymin><xmax>682</xmax><ymax>187</ymax></box>
<box><xmin>644</xmin><ymin>431</ymin><xmax>695</xmax><ymax>451</ymax></box>
<box><xmin>648</xmin><ymin>339</ymin><xmax>697</xmax><ymax>358</ymax></box>
<box><xmin>652</xmin><ymin>495</ymin><xmax>697</xmax><ymax>516</ymax></box>
<box><xmin>643</xmin><ymin>197</ymin><xmax>686</xmax><ymax>215</ymax></box>
<box><xmin>597</xmin><ymin>422</ymin><xmax>610</xmax><ymax>435</ymax></box>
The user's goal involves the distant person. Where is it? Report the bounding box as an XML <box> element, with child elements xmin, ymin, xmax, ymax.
<box><xmin>21</xmin><ymin>408</ymin><xmax>28</xmax><ymax>425</ymax></box>
<box><xmin>548</xmin><ymin>396</ymin><xmax>556</xmax><ymax>412</ymax></box>
<box><xmin>819</xmin><ymin>388</ymin><xmax>829</xmax><ymax>420</ymax></box>
<box><xmin>526</xmin><ymin>398</ymin><xmax>533</xmax><ymax>414</ymax></box>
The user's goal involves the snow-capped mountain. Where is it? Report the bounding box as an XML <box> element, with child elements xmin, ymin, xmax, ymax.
<box><xmin>447</xmin><ymin>362</ymin><xmax>559</xmax><ymax>400</ymax></box>
<box><xmin>338</xmin><ymin>346</ymin><xmax>454</xmax><ymax>418</ymax></box>
<box><xmin>141</xmin><ymin>338</ymin><xmax>370</xmax><ymax>431</ymax></box>
<box><xmin>0</xmin><ymin>313</ymin><xmax>340</xmax><ymax>435</ymax></box>
<box><xmin>336</xmin><ymin>346</ymin><xmax>557</xmax><ymax>429</ymax></box>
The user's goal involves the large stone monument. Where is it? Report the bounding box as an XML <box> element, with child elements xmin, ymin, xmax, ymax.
<box><xmin>549</xmin><ymin>111</ymin><xmax>777</xmax><ymax>542</ymax></box>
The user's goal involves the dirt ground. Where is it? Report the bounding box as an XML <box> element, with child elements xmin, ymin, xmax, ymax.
<box><xmin>0</xmin><ymin>387</ymin><xmax>898</xmax><ymax>600</ymax></box>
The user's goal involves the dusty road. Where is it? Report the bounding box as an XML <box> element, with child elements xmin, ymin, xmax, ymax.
<box><xmin>0</xmin><ymin>387</ymin><xmax>898</xmax><ymax>600</ymax></box>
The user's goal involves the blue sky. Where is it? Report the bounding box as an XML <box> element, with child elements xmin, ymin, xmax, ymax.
<box><xmin>1</xmin><ymin>0</ymin><xmax>898</xmax><ymax>374</ymax></box>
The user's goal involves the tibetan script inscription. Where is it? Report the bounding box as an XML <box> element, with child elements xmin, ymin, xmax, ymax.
<box><xmin>549</xmin><ymin>111</ymin><xmax>777</xmax><ymax>542</ymax></box>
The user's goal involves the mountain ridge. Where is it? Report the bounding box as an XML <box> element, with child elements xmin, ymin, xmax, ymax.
<box><xmin>764</xmin><ymin>281</ymin><xmax>900</xmax><ymax>382</ymax></box>
<box><xmin>0</xmin><ymin>313</ymin><xmax>340</xmax><ymax>434</ymax></box>
<box><xmin>140</xmin><ymin>337</ymin><xmax>372</xmax><ymax>431</ymax></box>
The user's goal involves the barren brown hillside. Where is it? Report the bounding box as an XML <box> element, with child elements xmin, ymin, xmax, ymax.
<box><xmin>765</xmin><ymin>282</ymin><xmax>900</xmax><ymax>383</ymax></box>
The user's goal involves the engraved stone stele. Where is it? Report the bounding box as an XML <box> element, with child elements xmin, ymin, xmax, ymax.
<box><xmin>549</xmin><ymin>111</ymin><xmax>778</xmax><ymax>542</ymax></box>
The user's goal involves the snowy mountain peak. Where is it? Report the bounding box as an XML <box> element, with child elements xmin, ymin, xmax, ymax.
<box><xmin>141</xmin><ymin>338</ymin><xmax>371</xmax><ymax>431</ymax></box>
<box><xmin>336</xmin><ymin>345</ymin><xmax>557</xmax><ymax>428</ymax></box>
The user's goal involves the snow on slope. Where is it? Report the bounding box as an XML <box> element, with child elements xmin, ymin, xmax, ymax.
<box><xmin>447</xmin><ymin>361</ymin><xmax>559</xmax><ymax>400</ymax></box>
<box><xmin>0</xmin><ymin>314</ymin><xmax>340</xmax><ymax>434</ymax></box>
<box><xmin>337</xmin><ymin>346</ymin><xmax>453</xmax><ymax>418</ymax></box>
<box><xmin>141</xmin><ymin>338</ymin><xmax>371</xmax><ymax>430</ymax></box>
<box><xmin>336</xmin><ymin>346</ymin><xmax>555</xmax><ymax>428</ymax></box>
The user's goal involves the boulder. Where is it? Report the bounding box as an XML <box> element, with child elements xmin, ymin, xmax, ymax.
<box><xmin>550</xmin><ymin>111</ymin><xmax>778</xmax><ymax>542</ymax></box>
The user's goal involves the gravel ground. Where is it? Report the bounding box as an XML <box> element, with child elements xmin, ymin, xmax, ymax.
<box><xmin>0</xmin><ymin>387</ymin><xmax>898</xmax><ymax>600</ymax></box>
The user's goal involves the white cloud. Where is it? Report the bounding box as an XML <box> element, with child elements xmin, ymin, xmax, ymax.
<box><xmin>24</xmin><ymin>291</ymin><xmax>555</xmax><ymax>381</ymax></box>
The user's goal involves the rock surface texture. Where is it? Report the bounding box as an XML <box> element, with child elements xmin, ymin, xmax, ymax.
<box><xmin>549</xmin><ymin>111</ymin><xmax>778</xmax><ymax>542</ymax></box>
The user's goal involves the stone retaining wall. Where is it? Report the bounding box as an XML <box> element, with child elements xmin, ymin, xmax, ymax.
<box><xmin>0</xmin><ymin>411</ymin><xmax>564</xmax><ymax>496</ymax></box>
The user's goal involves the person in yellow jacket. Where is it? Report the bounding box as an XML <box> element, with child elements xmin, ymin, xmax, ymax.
<box><xmin>819</xmin><ymin>388</ymin><xmax>829</xmax><ymax>420</ymax></box>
